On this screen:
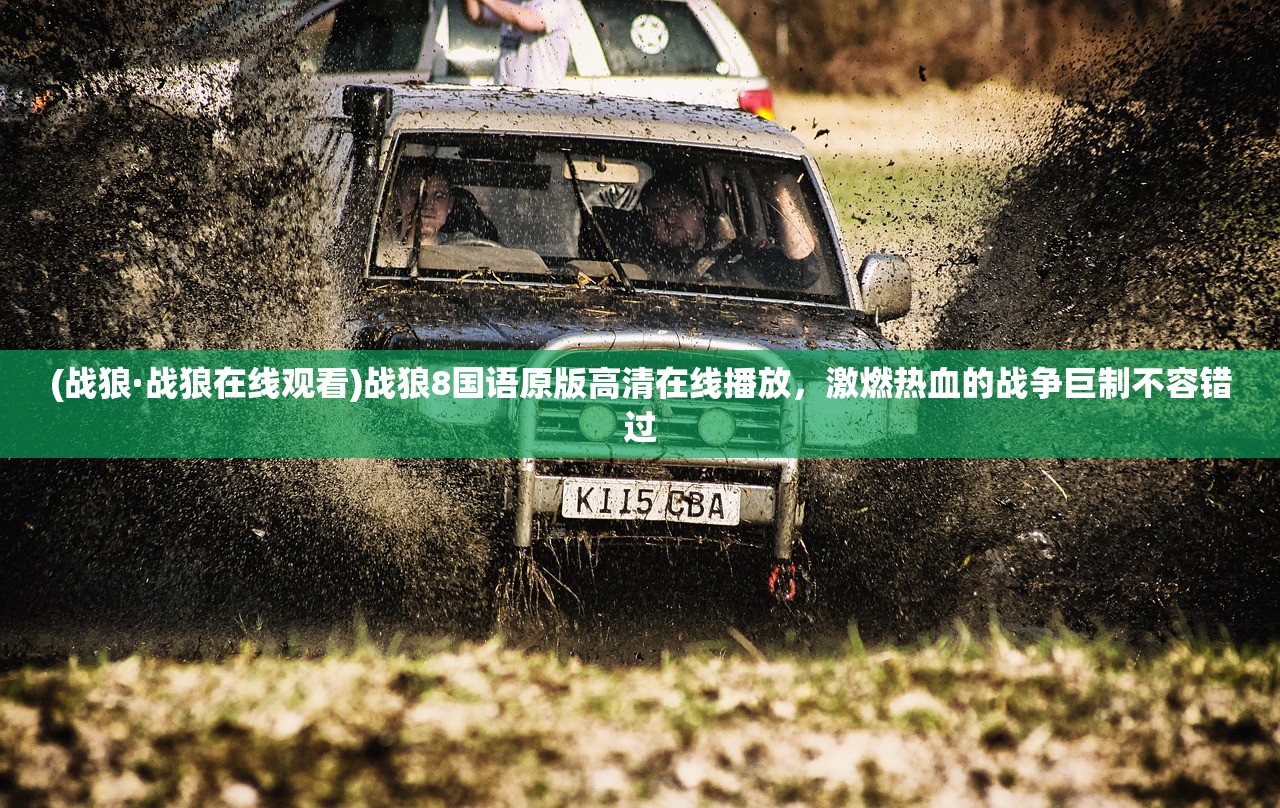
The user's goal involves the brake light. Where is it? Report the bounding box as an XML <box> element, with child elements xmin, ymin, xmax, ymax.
<box><xmin>30</xmin><ymin>88</ymin><xmax>54</xmax><ymax>115</ymax></box>
<box><xmin>737</xmin><ymin>88</ymin><xmax>774</xmax><ymax>120</ymax></box>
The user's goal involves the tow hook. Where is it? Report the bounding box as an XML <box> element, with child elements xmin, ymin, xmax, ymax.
<box><xmin>767</xmin><ymin>561</ymin><xmax>798</xmax><ymax>602</ymax></box>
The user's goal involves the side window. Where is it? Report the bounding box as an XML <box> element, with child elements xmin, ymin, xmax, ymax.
<box><xmin>311</xmin><ymin>0</ymin><xmax>430</xmax><ymax>73</ymax></box>
<box><xmin>444</xmin><ymin>0</ymin><xmax>500</xmax><ymax>77</ymax></box>
<box><xmin>296</xmin><ymin>10</ymin><xmax>335</xmax><ymax>73</ymax></box>
<box><xmin>443</xmin><ymin>0</ymin><xmax>579</xmax><ymax>77</ymax></box>
<box><xmin>579</xmin><ymin>0</ymin><xmax>726</xmax><ymax>76</ymax></box>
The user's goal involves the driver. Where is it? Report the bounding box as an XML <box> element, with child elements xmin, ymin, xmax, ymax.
<box><xmin>396</xmin><ymin>168</ymin><xmax>456</xmax><ymax>246</ymax></box>
<box><xmin>394</xmin><ymin>165</ymin><xmax>499</xmax><ymax>247</ymax></box>
<box><xmin>639</xmin><ymin>171</ymin><xmax>820</xmax><ymax>288</ymax></box>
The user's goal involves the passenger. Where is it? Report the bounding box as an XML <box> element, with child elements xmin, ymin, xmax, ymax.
<box><xmin>639</xmin><ymin>171</ymin><xmax>821</xmax><ymax>288</ymax></box>
<box><xmin>462</xmin><ymin>0</ymin><xmax>574</xmax><ymax>89</ymax></box>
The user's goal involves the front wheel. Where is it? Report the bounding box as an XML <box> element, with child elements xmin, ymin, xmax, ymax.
<box><xmin>767</xmin><ymin>557</ymin><xmax>818</xmax><ymax>638</ymax></box>
<box><xmin>488</xmin><ymin>545</ymin><xmax>573</xmax><ymax>641</ymax></box>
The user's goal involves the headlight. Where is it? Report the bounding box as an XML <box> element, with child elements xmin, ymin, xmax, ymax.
<box><xmin>697</xmin><ymin>407</ymin><xmax>736</xmax><ymax>447</ymax></box>
<box><xmin>801</xmin><ymin>381</ymin><xmax>887</xmax><ymax>448</ymax></box>
<box><xmin>419</xmin><ymin>395</ymin><xmax>501</xmax><ymax>426</ymax></box>
<box><xmin>578</xmin><ymin>403</ymin><xmax>617</xmax><ymax>442</ymax></box>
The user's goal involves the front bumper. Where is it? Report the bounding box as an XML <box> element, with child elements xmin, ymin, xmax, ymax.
<box><xmin>512</xmin><ymin>456</ymin><xmax>801</xmax><ymax>559</ymax></box>
<box><xmin>500</xmin><ymin>331</ymin><xmax>806</xmax><ymax>560</ymax></box>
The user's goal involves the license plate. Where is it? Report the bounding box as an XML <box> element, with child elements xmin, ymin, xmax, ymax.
<box><xmin>560</xmin><ymin>478</ymin><xmax>741</xmax><ymax>526</ymax></box>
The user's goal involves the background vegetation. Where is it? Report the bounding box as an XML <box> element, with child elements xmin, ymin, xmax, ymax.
<box><xmin>721</xmin><ymin>0</ymin><xmax>1218</xmax><ymax>95</ymax></box>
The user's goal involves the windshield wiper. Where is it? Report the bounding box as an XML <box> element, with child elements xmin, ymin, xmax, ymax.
<box><xmin>405</xmin><ymin>177</ymin><xmax>424</xmax><ymax>277</ymax></box>
<box><xmin>562</xmin><ymin>149</ymin><xmax>634</xmax><ymax>293</ymax></box>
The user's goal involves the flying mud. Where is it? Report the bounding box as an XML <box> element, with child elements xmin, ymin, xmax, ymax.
<box><xmin>1</xmin><ymin>1</ymin><xmax>1276</xmax><ymax>662</ymax></box>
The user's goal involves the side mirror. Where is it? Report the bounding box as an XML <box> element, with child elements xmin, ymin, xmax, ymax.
<box><xmin>858</xmin><ymin>253</ymin><xmax>912</xmax><ymax>322</ymax></box>
<box><xmin>342</xmin><ymin>85</ymin><xmax>393</xmax><ymax>168</ymax></box>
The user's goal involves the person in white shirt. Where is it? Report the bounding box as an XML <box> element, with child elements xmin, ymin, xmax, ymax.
<box><xmin>463</xmin><ymin>0</ymin><xmax>574</xmax><ymax>89</ymax></box>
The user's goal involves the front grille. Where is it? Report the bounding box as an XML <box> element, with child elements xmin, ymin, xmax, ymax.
<box><xmin>542</xmin><ymin>460</ymin><xmax>777</xmax><ymax>487</ymax></box>
<box><xmin>533</xmin><ymin>397</ymin><xmax>786</xmax><ymax>452</ymax></box>
<box><xmin>529</xmin><ymin>351</ymin><xmax>790</xmax><ymax>455</ymax></box>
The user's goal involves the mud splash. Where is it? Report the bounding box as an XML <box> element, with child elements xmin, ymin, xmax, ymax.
<box><xmin>938</xmin><ymin>2</ymin><xmax>1280</xmax><ymax>351</ymax></box>
<box><xmin>808</xmin><ymin>2</ymin><xmax>1278</xmax><ymax>641</ymax></box>
<box><xmin>0</xmin><ymin>2</ymin><xmax>494</xmax><ymax>645</ymax></box>
<box><xmin>1</xmin><ymin>3</ymin><xmax>334</xmax><ymax>350</ymax></box>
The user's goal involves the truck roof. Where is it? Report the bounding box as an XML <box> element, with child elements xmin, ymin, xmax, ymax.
<box><xmin>381</xmin><ymin>85</ymin><xmax>806</xmax><ymax>157</ymax></box>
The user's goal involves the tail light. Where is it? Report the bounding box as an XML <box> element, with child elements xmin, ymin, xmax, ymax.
<box><xmin>737</xmin><ymin>87</ymin><xmax>774</xmax><ymax>120</ymax></box>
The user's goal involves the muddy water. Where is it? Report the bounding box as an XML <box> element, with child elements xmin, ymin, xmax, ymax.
<box><xmin>1</xmin><ymin>2</ymin><xmax>1277</xmax><ymax>661</ymax></box>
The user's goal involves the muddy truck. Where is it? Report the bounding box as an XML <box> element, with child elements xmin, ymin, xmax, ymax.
<box><xmin>316</xmin><ymin>85</ymin><xmax>914</xmax><ymax>608</ymax></box>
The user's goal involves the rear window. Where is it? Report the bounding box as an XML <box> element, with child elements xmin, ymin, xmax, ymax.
<box><xmin>581</xmin><ymin>0</ymin><xmax>727</xmax><ymax>76</ymax></box>
<box><xmin>305</xmin><ymin>0</ymin><xmax>430</xmax><ymax>73</ymax></box>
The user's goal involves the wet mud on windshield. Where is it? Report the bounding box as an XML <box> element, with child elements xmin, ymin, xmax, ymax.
<box><xmin>0</xmin><ymin>1</ymin><xmax>1277</xmax><ymax>663</ymax></box>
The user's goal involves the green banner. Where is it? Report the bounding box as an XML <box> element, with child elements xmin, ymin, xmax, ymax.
<box><xmin>1</xmin><ymin>350</ymin><xmax>1274</xmax><ymax>458</ymax></box>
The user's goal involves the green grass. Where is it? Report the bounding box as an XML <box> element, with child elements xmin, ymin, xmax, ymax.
<box><xmin>816</xmin><ymin>153</ymin><xmax>1003</xmax><ymax>260</ymax></box>
<box><xmin>812</xmin><ymin>152</ymin><xmax>1015</xmax><ymax>347</ymax></box>
<box><xmin>4</xmin><ymin>631</ymin><xmax>1279</xmax><ymax>805</ymax></box>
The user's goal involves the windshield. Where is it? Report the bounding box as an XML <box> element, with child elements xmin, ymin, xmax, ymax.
<box><xmin>370</xmin><ymin>134</ymin><xmax>846</xmax><ymax>303</ymax></box>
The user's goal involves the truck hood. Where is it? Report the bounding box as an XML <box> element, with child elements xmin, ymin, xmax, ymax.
<box><xmin>346</xmin><ymin>282</ymin><xmax>892</xmax><ymax>352</ymax></box>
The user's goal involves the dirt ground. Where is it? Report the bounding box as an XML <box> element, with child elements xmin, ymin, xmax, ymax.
<box><xmin>5</xmin><ymin>635</ymin><xmax>1280</xmax><ymax>806</ymax></box>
